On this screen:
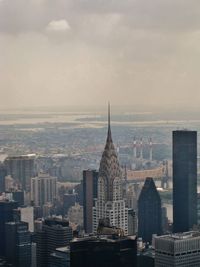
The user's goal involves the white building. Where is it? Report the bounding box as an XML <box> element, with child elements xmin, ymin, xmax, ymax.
<box><xmin>20</xmin><ymin>206</ymin><xmax>34</xmax><ymax>232</ymax></box>
<box><xmin>31</xmin><ymin>172</ymin><xmax>57</xmax><ymax>206</ymax></box>
<box><xmin>155</xmin><ymin>231</ymin><xmax>200</xmax><ymax>267</ymax></box>
<box><xmin>93</xmin><ymin>105</ymin><xmax>128</xmax><ymax>235</ymax></box>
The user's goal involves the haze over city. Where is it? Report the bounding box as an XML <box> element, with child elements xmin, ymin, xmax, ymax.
<box><xmin>1</xmin><ymin>1</ymin><xmax>200</xmax><ymax>267</ymax></box>
<box><xmin>1</xmin><ymin>0</ymin><xmax>200</xmax><ymax>108</ymax></box>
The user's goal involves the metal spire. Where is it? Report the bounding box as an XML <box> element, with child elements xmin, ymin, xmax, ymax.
<box><xmin>107</xmin><ymin>102</ymin><xmax>112</xmax><ymax>142</ymax></box>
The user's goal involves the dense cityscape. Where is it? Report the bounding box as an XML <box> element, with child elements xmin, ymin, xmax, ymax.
<box><xmin>2</xmin><ymin>0</ymin><xmax>200</xmax><ymax>265</ymax></box>
<box><xmin>0</xmin><ymin>106</ymin><xmax>200</xmax><ymax>266</ymax></box>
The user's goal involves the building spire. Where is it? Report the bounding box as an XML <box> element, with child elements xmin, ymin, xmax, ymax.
<box><xmin>107</xmin><ymin>102</ymin><xmax>112</xmax><ymax>142</ymax></box>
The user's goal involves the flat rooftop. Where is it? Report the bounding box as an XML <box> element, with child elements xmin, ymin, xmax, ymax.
<box><xmin>56</xmin><ymin>246</ymin><xmax>70</xmax><ymax>253</ymax></box>
<box><xmin>157</xmin><ymin>231</ymin><xmax>200</xmax><ymax>241</ymax></box>
<box><xmin>72</xmin><ymin>235</ymin><xmax>137</xmax><ymax>243</ymax></box>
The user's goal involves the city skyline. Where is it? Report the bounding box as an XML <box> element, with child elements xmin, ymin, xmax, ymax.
<box><xmin>1</xmin><ymin>1</ymin><xmax>200</xmax><ymax>265</ymax></box>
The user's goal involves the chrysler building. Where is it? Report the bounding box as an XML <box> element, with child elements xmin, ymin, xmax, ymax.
<box><xmin>93</xmin><ymin>104</ymin><xmax>128</xmax><ymax>235</ymax></box>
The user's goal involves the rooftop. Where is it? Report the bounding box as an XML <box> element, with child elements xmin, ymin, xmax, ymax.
<box><xmin>72</xmin><ymin>235</ymin><xmax>136</xmax><ymax>243</ymax></box>
<box><xmin>56</xmin><ymin>246</ymin><xmax>70</xmax><ymax>253</ymax></box>
<box><xmin>156</xmin><ymin>231</ymin><xmax>200</xmax><ymax>241</ymax></box>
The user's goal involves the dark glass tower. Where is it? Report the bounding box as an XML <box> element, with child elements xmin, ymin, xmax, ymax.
<box><xmin>83</xmin><ymin>169</ymin><xmax>98</xmax><ymax>233</ymax></box>
<box><xmin>5</xmin><ymin>221</ymin><xmax>31</xmax><ymax>267</ymax></box>
<box><xmin>70</xmin><ymin>235</ymin><xmax>137</xmax><ymax>267</ymax></box>
<box><xmin>0</xmin><ymin>163</ymin><xmax>7</xmax><ymax>193</ymax></box>
<box><xmin>36</xmin><ymin>218</ymin><xmax>73</xmax><ymax>267</ymax></box>
<box><xmin>173</xmin><ymin>130</ymin><xmax>197</xmax><ymax>233</ymax></box>
<box><xmin>0</xmin><ymin>200</ymin><xmax>18</xmax><ymax>256</ymax></box>
<box><xmin>138</xmin><ymin>177</ymin><xmax>162</xmax><ymax>243</ymax></box>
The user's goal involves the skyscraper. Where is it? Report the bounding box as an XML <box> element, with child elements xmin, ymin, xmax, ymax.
<box><xmin>50</xmin><ymin>247</ymin><xmax>70</xmax><ymax>267</ymax></box>
<box><xmin>128</xmin><ymin>208</ymin><xmax>136</xmax><ymax>236</ymax></box>
<box><xmin>70</xmin><ymin>235</ymin><xmax>137</xmax><ymax>267</ymax></box>
<box><xmin>83</xmin><ymin>169</ymin><xmax>98</xmax><ymax>233</ymax></box>
<box><xmin>155</xmin><ymin>231</ymin><xmax>200</xmax><ymax>267</ymax></box>
<box><xmin>93</xmin><ymin>104</ymin><xmax>128</xmax><ymax>235</ymax></box>
<box><xmin>5</xmin><ymin>154</ymin><xmax>35</xmax><ymax>190</ymax></box>
<box><xmin>0</xmin><ymin>200</ymin><xmax>18</xmax><ymax>256</ymax></box>
<box><xmin>138</xmin><ymin>177</ymin><xmax>162</xmax><ymax>243</ymax></box>
<box><xmin>0</xmin><ymin>163</ymin><xmax>7</xmax><ymax>192</ymax></box>
<box><xmin>5</xmin><ymin>221</ymin><xmax>31</xmax><ymax>267</ymax></box>
<box><xmin>173</xmin><ymin>130</ymin><xmax>197</xmax><ymax>233</ymax></box>
<box><xmin>36</xmin><ymin>218</ymin><xmax>73</xmax><ymax>267</ymax></box>
<box><xmin>31</xmin><ymin>172</ymin><xmax>57</xmax><ymax>207</ymax></box>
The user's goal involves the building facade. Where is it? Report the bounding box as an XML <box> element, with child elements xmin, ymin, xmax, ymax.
<box><xmin>36</xmin><ymin>218</ymin><xmax>73</xmax><ymax>267</ymax></box>
<box><xmin>50</xmin><ymin>247</ymin><xmax>70</xmax><ymax>267</ymax></box>
<box><xmin>83</xmin><ymin>169</ymin><xmax>98</xmax><ymax>233</ymax></box>
<box><xmin>128</xmin><ymin>208</ymin><xmax>136</xmax><ymax>236</ymax></box>
<box><xmin>173</xmin><ymin>130</ymin><xmax>197</xmax><ymax>233</ymax></box>
<box><xmin>0</xmin><ymin>200</ymin><xmax>18</xmax><ymax>256</ymax></box>
<box><xmin>155</xmin><ymin>232</ymin><xmax>200</xmax><ymax>267</ymax></box>
<box><xmin>5</xmin><ymin>154</ymin><xmax>35</xmax><ymax>190</ymax></box>
<box><xmin>5</xmin><ymin>221</ymin><xmax>31</xmax><ymax>267</ymax></box>
<box><xmin>138</xmin><ymin>177</ymin><xmax>162</xmax><ymax>243</ymax></box>
<box><xmin>70</xmin><ymin>235</ymin><xmax>137</xmax><ymax>267</ymax></box>
<box><xmin>0</xmin><ymin>163</ymin><xmax>7</xmax><ymax>193</ymax></box>
<box><xmin>93</xmin><ymin>106</ymin><xmax>128</xmax><ymax>235</ymax></box>
<box><xmin>31</xmin><ymin>172</ymin><xmax>57</xmax><ymax>207</ymax></box>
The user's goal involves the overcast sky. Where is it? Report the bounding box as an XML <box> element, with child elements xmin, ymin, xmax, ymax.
<box><xmin>1</xmin><ymin>0</ymin><xmax>200</xmax><ymax>109</ymax></box>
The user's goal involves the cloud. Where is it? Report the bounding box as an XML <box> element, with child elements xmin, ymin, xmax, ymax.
<box><xmin>1</xmin><ymin>0</ymin><xmax>200</xmax><ymax>108</ymax></box>
<box><xmin>46</xmin><ymin>19</ymin><xmax>71</xmax><ymax>33</ymax></box>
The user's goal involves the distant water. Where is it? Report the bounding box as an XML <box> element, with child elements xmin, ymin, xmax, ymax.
<box><xmin>1</xmin><ymin>107</ymin><xmax>200</xmax><ymax>128</ymax></box>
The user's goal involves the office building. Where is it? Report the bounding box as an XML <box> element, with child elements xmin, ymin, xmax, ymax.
<box><xmin>83</xmin><ymin>169</ymin><xmax>98</xmax><ymax>233</ymax></box>
<box><xmin>173</xmin><ymin>130</ymin><xmax>197</xmax><ymax>233</ymax></box>
<box><xmin>128</xmin><ymin>208</ymin><xmax>136</xmax><ymax>236</ymax></box>
<box><xmin>5</xmin><ymin>154</ymin><xmax>35</xmax><ymax>190</ymax></box>
<box><xmin>138</xmin><ymin>249</ymin><xmax>154</xmax><ymax>267</ymax></box>
<box><xmin>43</xmin><ymin>203</ymin><xmax>53</xmax><ymax>218</ymax></box>
<box><xmin>0</xmin><ymin>200</ymin><xmax>18</xmax><ymax>256</ymax></box>
<box><xmin>0</xmin><ymin>163</ymin><xmax>7</xmax><ymax>192</ymax></box>
<box><xmin>5</xmin><ymin>221</ymin><xmax>31</xmax><ymax>267</ymax></box>
<box><xmin>127</xmin><ymin>184</ymin><xmax>137</xmax><ymax>210</ymax></box>
<box><xmin>63</xmin><ymin>193</ymin><xmax>77</xmax><ymax>215</ymax></box>
<box><xmin>138</xmin><ymin>177</ymin><xmax>162</xmax><ymax>243</ymax></box>
<box><xmin>162</xmin><ymin>207</ymin><xmax>169</xmax><ymax>233</ymax></box>
<box><xmin>155</xmin><ymin>231</ymin><xmax>200</xmax><ymax>266</ymax></box>
<box><xmin>50</xmin><ymin>247</ymin><xmax>70</xmax><ymax>267</ymax></box>
<box><xmin>31</xmin><ymin>172</ymin><xmax>57</xmax><ymax>207</ymax></box>
<box><xmin>12</xmin><ymin>190</ymin><xmax>24</xmax><ymax>206</ymax></box>
<box><xmin>14</xmin><ymin>206</ymin><xmax>34</xmax><ymax>232</ymax></box>
<box><xmin>70</xmin><ymin>235</ymin><xmax>137</xmax><ymax>267</ymax></box>
<box><xmin>36</xmin><ymin>218</ymin><xmax>73</xmax><ymax>267</ymax></box>
<box><xmin>197</xmin><ymin>193</ymin><xmax>200</xmax><ymax>225</ymax></box>
<box><xmin>74</xmin><ymin>181</ymin><xmax>83</xmax><ymax>205</ymax></box>
<box><xmin>93</xmin><ymin>105</ymin><xmax>128</xmax><ymax>235</ymax></box>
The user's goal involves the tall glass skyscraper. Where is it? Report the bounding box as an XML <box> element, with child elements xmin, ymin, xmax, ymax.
<box><xmin>0</xmin><ymin>200</ymin><xmax>18</xmax><ymax>257</ymax></box>
<box><xmin>173</xmin><ymin>130</ymin><xmax>197</xmax><ymax>233</ymax></box>
<box><xmin>83</xmin><ymin>169</ymin><xmax>98</xmax><ymax>233</ymax></box>
<box><xmin>5</xmin><ymin>221</ymin><xmax>31</xmax><ymax>267</ymax></box>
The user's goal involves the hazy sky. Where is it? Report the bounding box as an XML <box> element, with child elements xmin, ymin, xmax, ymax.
<box><xmin>1</xmin><ymin>0</ymin><xmax>200</xmax><ymax>109</ymax></box>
